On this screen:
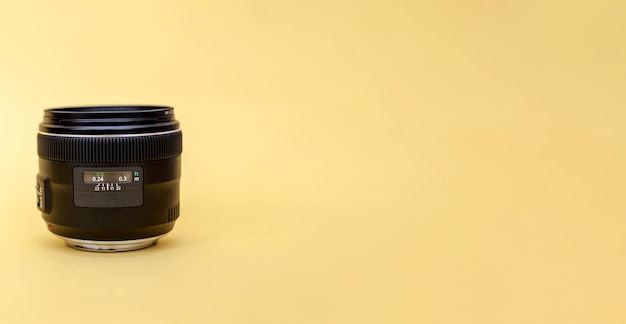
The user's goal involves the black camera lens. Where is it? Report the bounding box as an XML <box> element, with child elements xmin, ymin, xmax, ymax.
<box><xmin>36</xmin><ymin>106</ymin><xmax>182</xmax><ymax>252</ymax></box>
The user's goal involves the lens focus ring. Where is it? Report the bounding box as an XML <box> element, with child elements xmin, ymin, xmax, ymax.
<box><xmin>37</xmin><ymin>131</ymin><xmax>182</xmax><ymax>163</ymax></box>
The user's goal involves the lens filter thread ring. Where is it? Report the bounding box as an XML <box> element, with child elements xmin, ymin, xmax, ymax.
<box><xmin>40</xmin><ymin>106</ymin><xmax>179</xmax><ymax>135</ymax></box>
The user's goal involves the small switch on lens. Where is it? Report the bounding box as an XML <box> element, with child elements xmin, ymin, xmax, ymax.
<box><xmin>36</xmin><ymin>175</ymin><xmax>50</xmax><ymax>213</ymax></box>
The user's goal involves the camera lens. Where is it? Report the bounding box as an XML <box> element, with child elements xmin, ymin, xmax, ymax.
<box><xmin>36</xmin><ymin>106</ymin><xmax>183</xmax><ymax>252</ymax></box>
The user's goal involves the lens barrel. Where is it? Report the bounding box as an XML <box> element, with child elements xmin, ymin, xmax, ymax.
<box><xmin>37</xmin><ymin>106</ymin><xmax>182</xmax><ymax>252</ymax></box>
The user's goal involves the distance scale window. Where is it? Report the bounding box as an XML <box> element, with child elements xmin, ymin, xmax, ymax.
<box><xmin>73</xmin><ymin>167</ymin><xmax>143</xmax><ymax>208</ymax></box>
<box><xmin>83</xmin><ymin>171</ymin><xmax>141</xmax><ymax>191</ymax></box>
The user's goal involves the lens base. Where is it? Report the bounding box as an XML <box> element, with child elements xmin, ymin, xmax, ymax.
<box><xmin>55</xmin><ymin>234</ymin><xmax>167</xmax><ymax>252</ymax></box>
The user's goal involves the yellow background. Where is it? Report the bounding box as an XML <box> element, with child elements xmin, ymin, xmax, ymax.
<box><xmin>1</xmin><ymin>1</ymin><xmax>625</xmax><ymax>323</ymax></box>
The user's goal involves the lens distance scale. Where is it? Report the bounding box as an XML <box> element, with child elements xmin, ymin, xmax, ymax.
<box><xmin>73</xmin><ymin>167</ymin><xmax>143</xmax><ymax>208</ymax></box>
